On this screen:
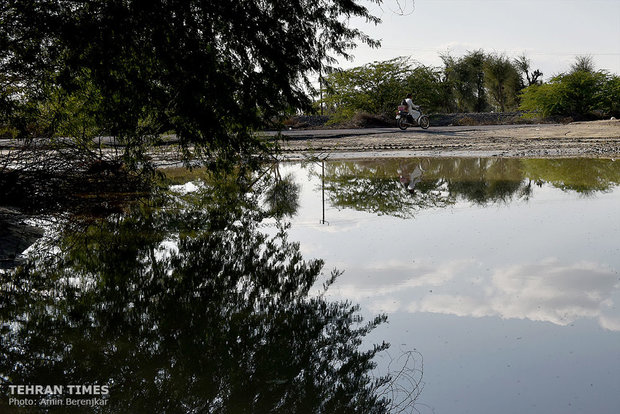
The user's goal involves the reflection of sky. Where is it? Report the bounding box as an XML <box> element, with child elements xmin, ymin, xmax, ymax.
<box><xmin>280</xmin><ymin>161</ymin><xmax>620</xmax><ymax>414</ymax></box>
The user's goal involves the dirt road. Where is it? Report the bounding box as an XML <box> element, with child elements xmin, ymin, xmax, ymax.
<box><xmin>275</xmin><ymin>120</ymin><xmax>620</xmax><ymax>159</ymax></box>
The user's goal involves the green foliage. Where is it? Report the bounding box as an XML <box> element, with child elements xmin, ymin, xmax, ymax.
<box><xmin>321</xmin><ymin>50</ymin><xmax>558</xmax><ymax>120</ymax></box>
<box><xmin>599</xmin><ymin>73</ymin><xmax>620</xmax><ymax>117</ymax></box>
<box><xmin>322</xmin><ymin>58</ymin><xmax>456</xmax><ymax>120</ymax></box>
<box><xmin>520</xmin><ymin>69</ymin><xmax>617</xmax><ymax>119</ymax></box>
<box><xmin>484</xmin><ymin>53</ymin><xmax>522</xmax><ymax>112</ymax></box>
<box><xmin>1</xmin><ymin>0</ymin><xmax>380</xmax><ymax>167</ymax></box>
<box><xmin>323</xmin><ymin>58</ymin><xmax>409</xmax><ymax>121</ymax></box>
<box><xmin>318</xmin><ymin>158</ymin><xmax>533</xmax><ymax>218</ymax></box>
<box><xmin>406</xmin><ymin>65</ymin><xmax>450</xmax><ymax>113</ymax></box>
<box><xmin>441</xmin><ymin>50</ymin><xmax>489</xmax><ymax>112</ymax></box>
<box><xmin>316</xmin><ymin>158</ymin><xmax>620</xmax><ymax>218</ymax></box>
<box><xmin>521</xmin><ymin>158</ymin><xmax>620</xmax><ymax>193</ymax></box>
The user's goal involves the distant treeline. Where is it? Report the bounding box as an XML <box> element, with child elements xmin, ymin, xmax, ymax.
<box><xmin>317</xmin><ymin>53</ymin><xmax>620</xmax><ymax>121</ymax></box>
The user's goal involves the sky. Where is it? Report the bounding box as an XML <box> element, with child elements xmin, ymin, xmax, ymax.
<box><xmin>343</xmin><ymin>0</ymin><xmax>620</xmax><ymax>79</ymax></box>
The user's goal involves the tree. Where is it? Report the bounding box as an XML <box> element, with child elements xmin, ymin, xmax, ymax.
<box><xmin>317</xmin><ymin>158</ymin><xmax>537</xmax><ymax>217</ymax></box>
<box><xmin>519</xmin><ymin>67</ymin><xmax>617</xmax><ymax>119</ymax></box>
<box><xmin>405</xmin><ymin>64</ymin><xmax>450</xmax><ymax>113</ymax></box>
<box><xmin>0</xmin><ymin>0</ymin><xmax>381</xmax><ymax>168</ymax></box>
<box><xmin>600</xmin><ymin>73</ymin><xmax>620</xmax><ymax>117</ymax></box>
<box><xmin>440</xmin><ymin>50</ymin><xmax>488</xmax><ymax>112</ymax></box>
<box><xmin>514</xmin><ymin>54</ymin><xmax>543</xmax><ymax>86</ymax></box>
<box><xmin>570</xmin><ymin>55</ymin><xmax>596</xmax><ymax>73</ymax></box>
<box><xmin>464</xmin><ymin>51</ymin><xmax>489</xmax><ymax>112</ymax></box>
<box><xmin>484</xmin><ymin>53</ymin><xmax>521</xmax><ymax>112</ymax></box>
<box><xmin>322</xmin><ymin>58</ymin><xmax>409</xmax><ymax>120</ymax></box>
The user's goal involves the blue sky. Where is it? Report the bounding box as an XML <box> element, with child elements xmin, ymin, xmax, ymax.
<box><xmin>344</xmin><ymin>0</ymin><xmax>620</xmax><ymax>79</ymax></box>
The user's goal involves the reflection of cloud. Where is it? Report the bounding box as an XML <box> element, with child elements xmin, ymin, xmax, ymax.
<box><xmin>368</xmin><ymin>299</ymin><xmax>402</xmax><ymax>314</ymax></box>
<box><xmin>599</xmin><ymin>314</ymin><xmax>620</xmax><ymax>331</ymax></box>
<box><xmin>169</xmin><ymin>181</ymin><xmax>201</xmax><ymax>194</ymax></box>
<box><xmin>330</xmin><ymin>256</ymin><xmax>619</xmax><ymax>331</ymax></box>
<box><xmin>332</xmin><ymin>259</ymin><xmax>476</xmax><ymax>301</ymax></box>
<box><xmin>408</xmin><ymin>294</ymin><xmax>493</xmax><ymax>318</ymax></box>
<box><xmin>487</xmin><ymin>259</ymin><xmax>616</xmax><ymax>326</ymax></box>
<box><xmin>407</xmin><ymin>259</ymin><xmax>619</xmax><ymax>330</ymax></box>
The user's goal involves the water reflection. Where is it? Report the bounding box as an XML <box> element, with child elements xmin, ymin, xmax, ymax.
<box><xmin>285</xmin><ymin>157</ymin><xmax>620</xmax><ymax>413</ymax></box>
<box><xmin>290</xmin><ymin>157</ymin><xmax>620</xmax><ymax>332</ymax></box>
<box><xmin>315</xmin><ymin>158</ymin><xmax>620</xmax><ymax>218</ymax></box>
<box><xmin>409</xmin><ymin>258</ymin><xmax>619</xmax><ymax>328</ymax></box>
<box><xmin>0</xmin><ymin>173</ymin><xmax>419</xmax><ymax>412</ymax></box>
<box><xmin>2</xmin><ymin>157</ymin><xmax>619</xmax><ymax>413</ymax></box>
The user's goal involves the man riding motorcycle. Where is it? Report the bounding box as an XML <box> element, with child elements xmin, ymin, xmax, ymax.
<box><xmin>402</xmin><ymin>93</ymin><xmax>420</xmax><ymax>116</ymax></box>
<box><xmin>397</xmin><ymin>93</ymin><xmax>429</xmax><ymax>130</ymax></box>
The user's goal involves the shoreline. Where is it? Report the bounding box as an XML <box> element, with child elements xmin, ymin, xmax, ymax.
<box><xmin>276</xmin><ymin>120</ymin><xmax>620</xmax><ymax>160</ymax></box>
<box><xmin>1</xmin><ymin>120</ymin><xmax>618</xmax><ymax>164</ymax></box>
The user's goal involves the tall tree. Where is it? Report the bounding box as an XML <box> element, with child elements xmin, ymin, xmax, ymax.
<box><xmin>322</xmin><ymin>58</ymin><xmax>409</xmax><ymax>120</ymax></box>
<box><xmin>484</xmin><ymin>53</ymin><xmax>521</xmax><ymax>112</ymax></box>
<box><xmin>441</xmin><ymin>50</ymin><xmax>488</xmax><ymax>112</ymax></box>
<box><xmin>514</xmin><ymin>54</ymin><xmax>543</xmax><ymax>86</ymax></box>
<box><xmin>0</xmin><ymin>0</ymin><xmax>381</xmax><ymax>167</ymax></box>
<box><xmin>406</xmin><ymin>64</ymin><xmax>452</xmax><ymax>113</ymax></box>
<box><xmin>0</xmin><ymin>173</ymin><xmax>415</xmax><ymax>412</ymax></box>
<box><xmin>570</xmin><ymin>55</ymin><xmax>596</xmax><ymax>73</ymax></box>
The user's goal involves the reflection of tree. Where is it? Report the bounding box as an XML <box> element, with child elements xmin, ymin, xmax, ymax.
<box><xmin>262</xmin><ymin>163</ymin><xmax>300</xmax><ymax>219</ymax></box>
<box><xmin>440</xmin><ymin>158</ymin><xmax>529</xmax><ymax>204</ymax></box>
<box><xmin>318</xmin><ymin>158</ymin><xmax>528</xmax><ymax>218</ymax></box>
<box><xmin>0</xmin><ymin>178</ymin><xmax>418</xmax><ymax>413</ymax></box>
<box><xmin>522</xmin><ymin>159</ymin><xmax>620</xmax><ymax>194</ymax></box>
<box><xmin>319</xmin><ymin>161</ymin><xmax>454</xmax><ymax>219</ymax></box>
<box><xmin>316</xmin><ymin>158</ymin><xmax>620</xmax><ymax>217</ymax></box>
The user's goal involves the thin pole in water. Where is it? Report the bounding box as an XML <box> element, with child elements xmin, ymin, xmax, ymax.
<box><xmin>321</xmin><ymin>159</ymin><xmax>325</xmax><ymax>224</ymax></box>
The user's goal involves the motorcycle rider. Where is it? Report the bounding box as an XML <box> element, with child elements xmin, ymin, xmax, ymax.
<box><xmin>403</xmin><ymin>93</ymin><xmax>420</xmax><ymax>116</ymax></box>
<box><xmin>397</xmin><ymin>93</ymin><xmax>430</xmax><ymax>129</ymax></box>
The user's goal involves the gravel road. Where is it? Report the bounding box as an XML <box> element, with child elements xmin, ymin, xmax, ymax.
<box><xmin>272</xmin><ymin>120</ymin><xmax>620</xmax><ymax>159</ymax></box>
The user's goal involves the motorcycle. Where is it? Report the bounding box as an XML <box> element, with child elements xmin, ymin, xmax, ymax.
<box><xmin>396</xmin><ymin>105</ymin><xmax>430</xmax><ymax>130</ymax></box>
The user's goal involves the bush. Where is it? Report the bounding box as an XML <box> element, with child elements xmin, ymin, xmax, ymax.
<box><xmin>520</xmin><ymin>70</ymin><xmax>619</xmax><ymax>119</ymax></box>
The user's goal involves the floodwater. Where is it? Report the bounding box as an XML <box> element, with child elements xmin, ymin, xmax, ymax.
<box><xmin>281</xmin><ymin>157</ymin><xmax>620</xmax><ymax>414</ymax></box>
<box><xmin>1</xmin><ymin>157</ymin><xmax>619</xmax><ymax>413</ymax></box>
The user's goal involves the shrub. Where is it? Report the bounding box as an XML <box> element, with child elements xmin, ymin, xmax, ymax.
<box><xmin>520</xmin><ymin>70</ymin><xmax>618</xmax><ymax>119</ymax></box>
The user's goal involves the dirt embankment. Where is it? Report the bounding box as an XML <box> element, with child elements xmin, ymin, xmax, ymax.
<box><xmin>279</xmin><ymin>120</ymin><xmax>620</xmax><ymax>159</ymax></box>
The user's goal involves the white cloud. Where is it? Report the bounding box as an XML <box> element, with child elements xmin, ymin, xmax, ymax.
<box><xmin>368</xmin><ymin>298</ymin><xmax>402</xmax><ymax>314</ymax></box>
<box><xmin>409</xmin><ymin>259</ymin><xmax>619</xmax><ymax>330</ymax></box>
<box><xmin>330</xmin><ymin>258</ymin><xmax>476</xmax><ymax>301</ymax></box>
<box><xmin>599</xmin><ymin>314</ymin><xmax>620</xmax><ymax>331</ymax></box>
<box><xmin>409</xmin><ymin>294</ymin><xmax>492</xmax><ymax>318</ymax></box>
<box><xmin>330</xmin><ymin>255</ymin><xmax>620</xmax><ymax>331</ymax></box>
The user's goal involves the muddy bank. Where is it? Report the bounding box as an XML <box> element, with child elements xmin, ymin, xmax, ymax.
<box><xmin>278</xmin><ymin>120</ymin><xmax>620</xmax><ymax>159</ymax></box>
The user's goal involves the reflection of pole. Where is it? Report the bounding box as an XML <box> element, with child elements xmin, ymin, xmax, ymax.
<box><xmin>321</xmin><ymin>159</ymin><xmax>325</xmax><ymax>224</ymax></box>
<box><xmin>304</xmin><ymin>153</ymin><xmax>329</xmax><ymax>225</ymax></box>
